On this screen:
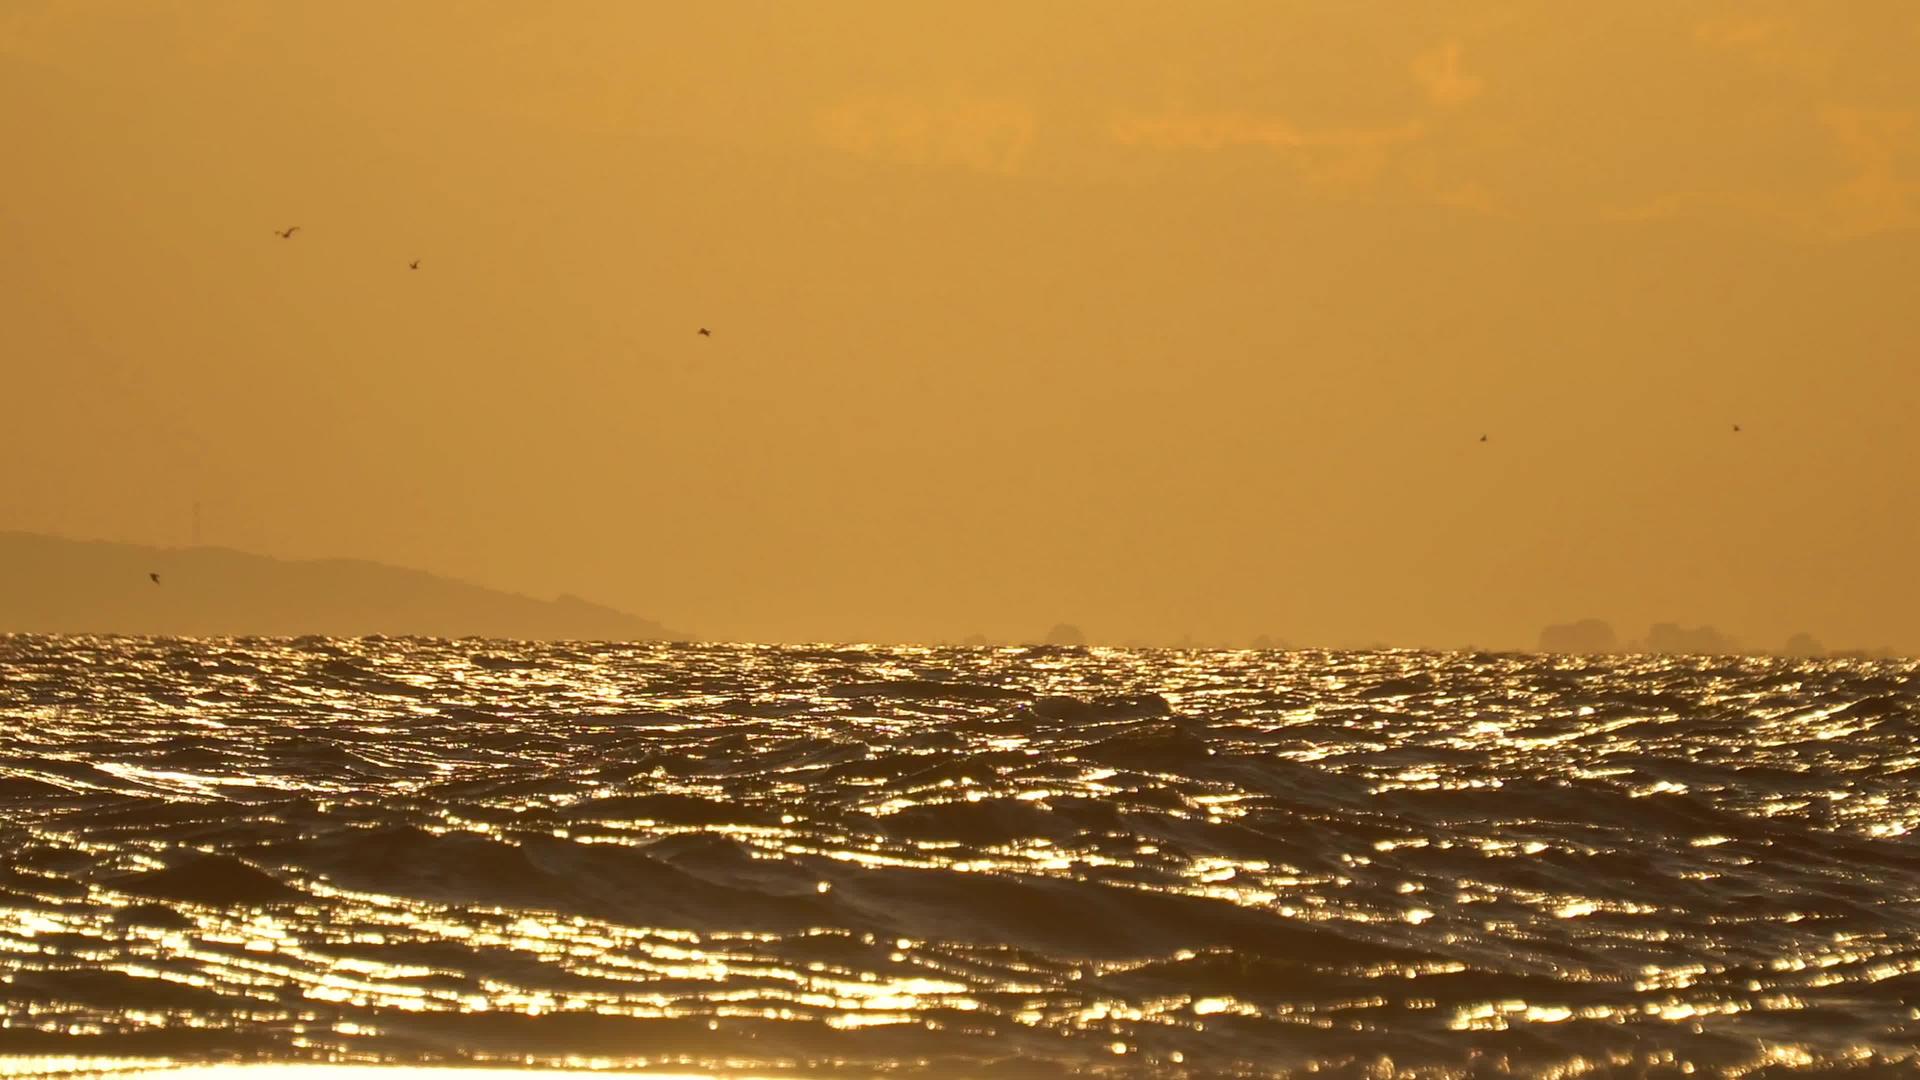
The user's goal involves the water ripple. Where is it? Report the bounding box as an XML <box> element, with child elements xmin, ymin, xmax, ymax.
<box><xmin>1</xmin><ymin>637</ymin><xmax>1917</xmax><ymax>1075</ymax></box>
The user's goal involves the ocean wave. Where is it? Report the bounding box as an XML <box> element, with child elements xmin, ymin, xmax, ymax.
<box><xmin>0</xmin><ymin>637</ymin><xmax>1917</xmax><ymax>1074</ymax></box>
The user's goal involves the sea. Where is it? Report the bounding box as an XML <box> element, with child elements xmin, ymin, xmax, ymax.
<box><xmin>0</xmin><ymin>636</ymin><xmax>1917</xmax><ymax>1078</ymax></box>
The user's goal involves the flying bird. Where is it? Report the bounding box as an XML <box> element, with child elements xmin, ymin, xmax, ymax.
<box><xmin>274</xmin><ymin>226</ymin><xmax>301</xmax><ymax>239</ymax></box>
<box><xmin>408</xmin><ymin>259</ymin><xmax>421</xmax><ymax>270</ymax></box>
<box><xmin>148</xmin><ymin>573</ymin><xmax>161</xmax><ymax>585</ymax></box>
<box><xmin>697</xmin><ymin>327</ymin><xmax>712</xmax><ymax>337</ymax></box>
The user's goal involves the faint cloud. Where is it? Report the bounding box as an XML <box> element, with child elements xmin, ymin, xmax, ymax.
<box><xmin>1599</xmin><ymin>112</ymin><xmax>1920</xmax><ymax>238</ymax></box>
<box><xmin>1685</xmin><ymin>12</ymin><xmax>1920</xmax><ymax>235</ymax></box>
<box><xmin>817</xmin><ymin>94</ymin><xmax>1035</xmax><ymax>176</ymax></box>
<box><xmin>1600</xmin><ymin>188</ymin><xmax>1796</xmax><ymax>228</ymax></box>
<box><xmin>1410</xmin><ymin>42</ymin><xmax>1483</xmax><ymax>108</ymax></box>
<box><xmin>1109</xmin><ymin>109</ymin><xmax>1420</xmax><ymax>191</ymax></box>
<box><xmin>1695</xmin><ymin>16</ymin><xmax>1790</xmax><ymax>54</ymax></box>
<box><xmin>1694</xmin><ymin>15</ymin><xmax>1829</xmax><ymax>78</ymax></box>
<box><xmin>1109</xmin><ymin>43</ymin><xmax>1486</xmax><ymax>200</ymax></box>
<box><xmin>1109</xmin><ymin>110</ymin><xmax>1419</xmax><ymax>153</ymax></box>
<box><xmin>1822</xmin><ymin>106</ymin><xmax>1920</xmax><ymax>234</ymax></box>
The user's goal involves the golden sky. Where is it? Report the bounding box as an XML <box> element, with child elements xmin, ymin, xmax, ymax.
<box><xmin>4</xmin><ymin>2</ymin><xmax>1918</xmax><ymax>649</ymax></box>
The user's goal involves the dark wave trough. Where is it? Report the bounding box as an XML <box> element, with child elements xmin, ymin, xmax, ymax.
<box><xmin>1</xmin><ymin>637</ymin><xmax>1918</xmax><ymax>1076</ymax></box>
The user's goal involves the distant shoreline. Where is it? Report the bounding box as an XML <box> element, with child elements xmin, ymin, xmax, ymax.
<box><xmin>0</xmin><ymin>531</ymin><xmax>687</xmax><ymax>641</ymax></box>
<box><xmin>0</xmin><ymin>630</ymin><xmax>1908</xmax><ymax>662</ymax></box>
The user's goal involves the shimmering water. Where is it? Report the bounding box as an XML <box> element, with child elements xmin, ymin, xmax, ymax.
<box><xmin>1</xmin><ymin>637</ymin><xmax>1918</xmax><ymax>1077</ymax></box>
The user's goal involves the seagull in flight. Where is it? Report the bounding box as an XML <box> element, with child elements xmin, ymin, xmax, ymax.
<box><xmin>408</xmin><ymin>259</ymin><xmax>421</xmax><ymax>270</ymax></box>
<box><xmin>274</xmin><ymin>226</ymin><xmax>301</xmax><ymax>239</ymax></box>
<box><xmin>148</xmin><ymin>572</ymin><xmax>161</xmax><ymax>585</ymax></box>
<box><xmin>697</xmin><ymin>327</ymin><xmax>712</xmax><ymax>337</ymax></box>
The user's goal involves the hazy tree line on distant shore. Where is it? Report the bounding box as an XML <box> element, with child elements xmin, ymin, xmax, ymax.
<box><xmin>938</xmin><ymin>620</ymin><xmax>1898</xmax><ymax>658</ymax></box>
<box><xmin>1538</xmin><ymin>618</ymin><xmax>1895</xmax><ymax>659</ymax></box>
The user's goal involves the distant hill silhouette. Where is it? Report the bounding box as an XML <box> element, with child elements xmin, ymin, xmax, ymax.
<box><xmin>0</xmin><ymin>532</ymin><xmax>685</xmax><ymax>640</ymax></box>
<box><xmin>1781</xmin><ymin>632</ymin><xmax>1825</xmax><ymax>657</ymax></box>
<box><xmin>1042</xmin><ymin>623</ymin><xmax>1087</xmax><ymax>647</ymax></box>
<box><xmin>1642</xmin><ymin>622</ymin><xmax>1739</xmax><ymax>656</ymax></box>
<box><xmin>1538</xmin><ymin>618</ymin><xmax>1618</xmax><ymax>654</ymax></box>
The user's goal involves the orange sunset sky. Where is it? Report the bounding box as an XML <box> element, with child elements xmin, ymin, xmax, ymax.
<box><xmin>3</xmin><ymin>2</ymin><xmax>1918</xmax><ymax>649</ymax></box>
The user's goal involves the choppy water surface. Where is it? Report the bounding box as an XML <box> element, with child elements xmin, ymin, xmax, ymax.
<box><xmin>2</xmin><ymin>638</ymin><xmax>1919</xmax><ymax>1077</ymax></box>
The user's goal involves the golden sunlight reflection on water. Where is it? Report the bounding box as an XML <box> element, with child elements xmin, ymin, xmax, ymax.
<box><xmin>0</xmin><ymin>1065</ymin><xmax>743</xmax><ymax>1079</ymax></box>
<box><xmin>1</xmin><ymin>639</ymin><xmax>1918</xmax><ymax>1075</ymax></box>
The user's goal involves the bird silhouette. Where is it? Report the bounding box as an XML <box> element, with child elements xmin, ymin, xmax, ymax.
<box><xmin>408</xmin><ymin>259</ymin><xmax>421</xmax><ymax>270</ymax></box>
<box><xmin>274</xmin><ymin>226</ymin><xmax>301</xmax><ymax>239</ymax></box>
<box><xmin>148</xmin><ymin>573</ymin><xmax>161</xmax><ymax>585</ymax></box>
<box><xmin>697</xmin><ymin>327</ymin><xmax>712</xmax><ymax>337</ymax></box>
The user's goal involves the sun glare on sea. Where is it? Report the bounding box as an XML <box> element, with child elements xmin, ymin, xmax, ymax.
<box><xmin>0</xmin><ymin>1063</ymin><xmax>750</xmax><ymax>1079</ymax></box>
<box><xmin>4</xmin><ymin>640</ymin><xmax>1919</xmax><ymax>1074</ymax></box>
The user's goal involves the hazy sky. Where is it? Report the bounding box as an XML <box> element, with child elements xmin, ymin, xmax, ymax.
<box><xmin>4</xmin><ymin>2</ymin><xmax>1918</xmax><ymax>649</ymax></box>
